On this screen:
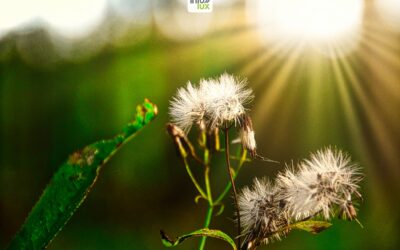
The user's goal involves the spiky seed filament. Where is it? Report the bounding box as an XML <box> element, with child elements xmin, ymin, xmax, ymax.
<box><xmin>169</xmin><ymin>82</ymin><xmax>206</xmax><ymax>133</ymax></box>
<box><xmin>169</xmin><ymin>74</ymin><xmax>254</xmax><ymax>132</ymax></box>
<box><xmin>238</xmin><ymin>179</ymin><xmax>289</xmax><ymax>249</ymax></box>
<box><xmin>200</xmin><ymin>73</ymin><xmax>254</xmax><ymax>129</ymax></box>
<box><xmin>238</xmin><ymin>148</ymin><xmax>363</xmax><ymax>249</ymax></box>
<box><xmin>277</xmin><ymin>148</ymin><xmax>362</xmax><ymax>220</ymax></box>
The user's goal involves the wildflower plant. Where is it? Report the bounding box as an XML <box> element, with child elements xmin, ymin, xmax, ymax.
<box><xmin>163</xmin><ymin>73</ymin><xmax>258</xmax><ymax>249</ymax></box>
<box><xmin>161</xmin><ymin>74</ymin><xmax>363</xmax><ymax>250</ymax></box>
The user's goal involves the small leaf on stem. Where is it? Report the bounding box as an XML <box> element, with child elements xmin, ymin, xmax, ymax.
<box><xmin>290</xmin><ymin>220</ymin><xmax>332</xmax><ymax>234</ymax></box>
<box><xmin>160</xmin><ymin>228</ymin><xmax>237</xmax><ymax>250</ymax></box>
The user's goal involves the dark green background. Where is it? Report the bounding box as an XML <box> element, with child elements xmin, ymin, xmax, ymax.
<box><xmin>1</xmin><ymin>1</ymin><xmax>399</xmax><ymax>249</ymax></box>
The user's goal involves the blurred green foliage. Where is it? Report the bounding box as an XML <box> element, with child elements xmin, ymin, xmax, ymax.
<box><xmin>1</xmin><ymin>19</ymin><xmax>399</xmax><ymax>250</ymax></box>
<box><xmin>7</xmin><ymin>99</ymin><xmax>157</xmax><ymax>249</ymax></box>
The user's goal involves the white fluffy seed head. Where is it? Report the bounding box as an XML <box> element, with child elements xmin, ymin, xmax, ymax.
<box><xmin>169</xmin><ymin>81</ymin><xmax>205</xmax><ymax>132</ymax></box>
<box><xmin>169</xmin><ymin>74</ymin><xmax>254</xmax><ymax>132</ymax></box>
<box><xmin>237</xmin><ymin>148</ymin><xmax>363</xmax><ymax>248</ymax></box>
<box><xmin>200</xmin><ymin>73</ymin><xmax>254</xmax><ymax>128</ymax></box>
<box><xmin>238</xmin><ymin>178</ymin><xmax>289</xmax><ymax>249</ymax></box>
<box><xmin>276</xmin><ymin>147</ymin><xmax>362</xmax><ymax>220</ymax></box>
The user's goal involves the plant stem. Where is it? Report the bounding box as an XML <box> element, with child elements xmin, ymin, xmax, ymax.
<box><xmin>198</xmin><ymin>205</ymin><xmax>214</xmax><ymax>250</ymax></box>
<box><xmin>215</xmin><ymin>150</ymin><xmax>247</xmax><ymax>204</ymax></box>
<box><xmin>224</xmin><ymin>125</ymin><xmax>241</xmax><ymax>248</ymax></box>
<box><xmin>183</xmin><ymin>158</ymin><xmax>207</xmax><ymax>199</ymax></box>
<box><xmin>199</xmin><ymin>147</ymin><xmax>213</xmax><ymax>250</ymax></box>
<box><xmin>198</xmin><ymin>199</ymin><xmax>213</xmax><ymax>250</ymax></box>
<box><xmin>205</xmin><ymin>167</ymin><xmax>212</xmax><ymax>202</ymax></box>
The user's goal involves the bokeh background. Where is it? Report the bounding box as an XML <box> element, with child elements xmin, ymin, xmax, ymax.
<box><xmin>1</xmin><ymin>0</ymin><xmax>399</xmax><ymax>249</ymax></box>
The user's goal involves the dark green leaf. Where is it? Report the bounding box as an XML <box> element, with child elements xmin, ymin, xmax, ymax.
<box><xmin>7</xmin><ymin>99</ymin><xmax>157</xmax><ymax>250</ymax></box>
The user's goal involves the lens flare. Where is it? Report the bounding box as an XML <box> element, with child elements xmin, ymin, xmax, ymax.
<box><xmin>247</xmin><ymin>0</ymin><xmax>364</xmax><ymax>56</ymax></box>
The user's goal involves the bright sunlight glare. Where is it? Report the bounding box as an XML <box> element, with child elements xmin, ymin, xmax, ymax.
<box><xmin>248</xmin><ymin>0</ymin><xmax>364</xmax><ymax>54</ymax></box>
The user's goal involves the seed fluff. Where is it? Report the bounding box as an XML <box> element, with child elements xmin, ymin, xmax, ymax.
<box><xmin>276</xmin><ymin>147</ymin><xmax>362</xmax><ymax>220</ymax></box>
<box><xmin>200</xmin><ymin>73</ymin><xmax>254</xmax><ymax>129</ymax></box>
<box><xmin>239</xmin><ymin>178</ymin><xmax>289</xmax><ymax>250</ymax></box>
<box><xmin>238</xmin><ymin>148</ymin><xmax>362</xmax><ymax>249</ymax></box>
<box><xmin>169</xmin><ymin>73</ymin><xmax>254</xmax><ymax>133</ymax></box>
<box><xmin>169</xmin><ymin>81</ymin><xmax>205</xmax><ymax>133</ymax></box>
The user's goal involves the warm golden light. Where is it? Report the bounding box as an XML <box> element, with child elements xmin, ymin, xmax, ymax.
<box><xmin>375</xmin><ymin>0</ymin><xmax>400</xmax><ymax>30</ymax></box>
<box><xmin>247</xmin><ymin>0</ymin><xmax>364</xmax><ymax>55</ymax></box>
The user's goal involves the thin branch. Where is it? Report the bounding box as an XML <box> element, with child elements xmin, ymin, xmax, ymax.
<box><xmin>215</xmin><ymin>150</ymin><xmax>247</xmax><ymax>204</ymax></box>
<box><xmin>224</xmin><ymin>125</ymin><xmax>241</xmax><ymax>248</ymax></box>
<box><xmin>183</xmin><ymin>158</ymin><xmax>207</xmax><ymax>199</ymax></box>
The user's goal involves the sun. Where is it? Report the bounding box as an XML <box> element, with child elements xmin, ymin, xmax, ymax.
<box><xmin>247</xmin><ymin>0</ymin><xmax>364</xmax><ymax>55</ymax></box>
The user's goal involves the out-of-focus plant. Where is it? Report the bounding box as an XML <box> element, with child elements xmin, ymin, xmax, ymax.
<box><xmin>7</xmin><ymin>99</ymin><xmax>158</xmax><ymax>250</ymax></box>
<box><xmin>161</xmin><ymin>74</ymin><xmax>363</xmax><ymax>250</ymax></box>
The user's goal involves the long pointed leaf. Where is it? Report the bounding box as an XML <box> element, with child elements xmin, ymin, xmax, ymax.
<box><xmin>7</xmin><ymin>99</ymin><xmax>157</xmax><ymax>250</ymax></box>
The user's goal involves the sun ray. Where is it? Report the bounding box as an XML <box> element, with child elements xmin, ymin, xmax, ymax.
<box><xmin>338</xmin><ymin>53</ymin><xmax>400</xmax><ymax>184</ymax></box>
<box><xmin>329</xmin><ymin>52</ymin><xmax>369</xmax><ymax>154</ymax></box>
<box><xmin>253</xmin><ymin>44</ymin><xmax>305</xmax><ymax>127</ymax></box>
<box><xmin>239</xmin><ymin>42</ymin><xmax>292</xmax><ymax>79</ymax></box>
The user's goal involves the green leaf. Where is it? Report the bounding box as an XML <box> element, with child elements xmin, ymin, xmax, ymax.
<box><xmin>7</xmin><ymin>99</ymin><xmax>158</xmax><ymax>250</ymax></box>
<box><xmin>160</xmin><ymin>228</ymin><xmax>237</xmax><ymax>250</ymax></box>
<box><xmin>290</xmin><ymin>220</ymin><xmax>332</xmax><ymax>234</ymax></box>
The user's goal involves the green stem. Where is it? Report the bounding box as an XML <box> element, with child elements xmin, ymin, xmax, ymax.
<box><xmin>199</xmin><ymin>129</ymin><xmax>214</xmax><ymax>250</ymax></box>
<box><xmin>183</xmin><ymin>158</ymin><xmax>207</xmax><ymax>199</ymax></box>
<box><xmin>224</xmin><ymin>126</ymin><xmax>241</xmax><ymax>248</ymax></box>
<box><xmin>199</xmin><ymin>206</ymin><xmax>214</xmax><ymax>250</ymax></box>
<box><xmin>205</xmin><ymin>167</ymin><xmax>212</xmax><ymax>203</ymax></box>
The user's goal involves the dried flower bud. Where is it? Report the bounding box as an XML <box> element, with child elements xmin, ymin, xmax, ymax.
<box><xmin>198</xmin><ymin>119</ymin><xmax>207</xmax><ymax>132</ymax></box>
<box><xmin>339</xmin><ymin>198</ymin><xmax>358</xmax><ymax>220</ymax></box>
<box><xmin>239</xmin><ymin>114</ymin><xmax>257</xmax><ymax>157</ymax></box>
<box><xmin>166</xmin><ymin>123</ymin><xmax>196</xmax><ymax>158</ymax></box>
<box><xmin>205</xmin><ymin>127</ymin><xmax>220</xmax><ymax>152</ymax></box>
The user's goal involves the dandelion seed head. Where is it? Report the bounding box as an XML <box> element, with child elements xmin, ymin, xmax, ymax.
<box><xmin>237</xmin><ymin>148</ymin><xmax>363</xmax><ymax>248</ymax></box>
<box><xmin>169</xmin><ymin>74</ymin><xmax>254</xmax><ymax>132</ymax></box>
<box><xmin>169</xmin><ymin>81</ymin><xmax>205</xmax><ymax>132</ymax></box>
<box><xmin>276</xmin><ymin>147</ymin><xmax>362</xmax><ymax>220</ymax></box>
<box><xmin>200</xmin><ymin>73</ymin><xmax>254</xmax><ymax>128</ymax></box>
<box><xmin>239</xmin><ymin>178</ymin><xmax>289</xmax><ymax>249</ymax></box>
